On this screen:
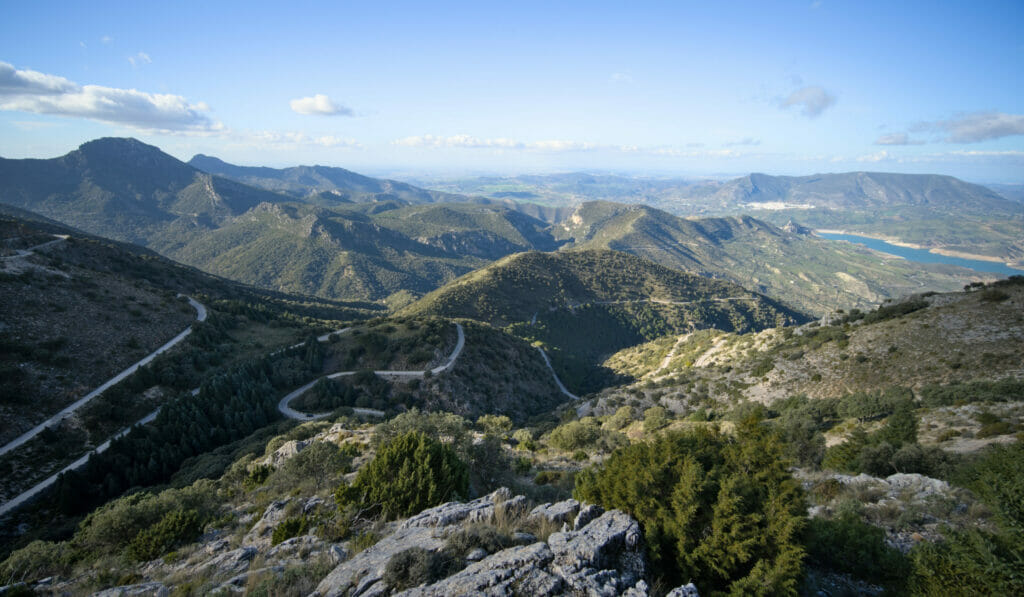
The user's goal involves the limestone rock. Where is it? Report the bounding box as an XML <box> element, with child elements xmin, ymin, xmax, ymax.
<box><xmin>400</xmin><ymin>488</ymin><xmax>511</xmax><ymax>529</ymax></box>
<box><xmin>193</xmin><ymin>546</ymin><xmax>257</xmax><ymax>578</ymax></box>
<box><xmin>573</xmin><ymin>504</ymin><xmax>605</xmax><ymax>530</ymax></box>
<box><xmin>314</xmin><ymin>526</ymin><xmax>447</xmax><ymax>597</ymax></box>
<box><xmin>396</xmin><ymin>542</ymin><xmax>562</xmax><ymax>597</ymax></box>
<box><xmin>260</xmin><ymin>439</ymin><xmax>311</xmax><ymax>467</ymax></box>
<box><xmin>242</xmin><ymin>499</ymin><xmax>290</xmax><ymax>547</ymax></box>
<box><xmin>529</xmin><ymin>499</ymin><xmax>580</xmax><ymax>526</ymax></box>
<box><xmin>666</xmin><ymin>582</ymin><xmax>700</xmax><ymax>597</ymax></box>
<box><xmin>92</xmin><ymin>582</ymin><xmax>170</xmax><ymax>596</ymax></box>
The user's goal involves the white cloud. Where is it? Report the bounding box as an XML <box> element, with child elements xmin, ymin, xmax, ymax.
<box><xmin>289</xmin><ymin>94</ymin><xmax>353</xmax><ymax>116</ymax></box>
<box><xmin>610</xmin><ymin>72</ymin><xmax>633</xmax><ymax>83</ymax></box>
<box><xmin>0</xmin><ymin>60</ymin><xmax>217</xmax><ymax>132</ymax></box>
<box><xmin>128</xmin><ymin>52</ymin><xmax>151</xmax><ymax>67</ymax></box>
<box><xmin>924</xmin><ymin>111</ymin><xmax>1024</xmax><ymax>143</ymax></box>
<box><xmin>780</xmin><ymin>85</ymin><xmax>836</xmax><ymax>118</ymax></box>
<box><xmin>243</xmin><ymin>130</ymin><xmax>361</xmax><ymax>149</ymax></box>
<box><xmin>874</xmin><ymin>132</ymin><xmax>922</xmax><ymax>145</ymax></box>
<box><xmin>856</xmin><ymin>150</ymin><xmax>891</xmax><ymax>162</ymax></box>
<box><xmin>101</xmin><ymin>35</ymin><xmax>113</xmax><ymax>44</ymax></box>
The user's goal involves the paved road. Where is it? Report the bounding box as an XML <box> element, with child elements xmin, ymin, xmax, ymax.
<box><xmin>0</xmin><ymin>296</ymin><xmax>207</xmax><ymax>458</ymax></box>
<box><xmin>277</xmin><ymin>322</ymin><xmax>465</xmax><ymax>420</ymax></box>
<box><xmin>536</xmin><ymin>347</ymin><xmax>580</xmax><ymax>401</ymax></box>
<box><xmin>0</xmin><ymin>406</ymin><xmax>165</xmax><ymax>518</ymax></box>
<box><xmin>0</xmin><ymin>234</ymin><xmax>68</xmax><ymax>260</ymax></box>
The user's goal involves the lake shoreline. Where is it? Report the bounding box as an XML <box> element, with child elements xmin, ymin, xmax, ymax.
<box><xmin>814</xmin><ymin>229</ymin><xmax>1023</xmax><ymax>270</ymax></box>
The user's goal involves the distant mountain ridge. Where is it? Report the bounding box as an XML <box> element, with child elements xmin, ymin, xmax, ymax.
<box><xmin>428</xmin><ymin>170</ymin><xmax>1024</xmax><ymax>264</ymax></box>
<box><xmin>188</xmin><ymin>154</ymin><xmax>465</xmax><ymax>204</ymax></box>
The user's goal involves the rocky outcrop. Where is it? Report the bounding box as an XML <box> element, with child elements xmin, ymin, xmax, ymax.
<box><xmin>314</xmin><ymin>491</ymin><xmax>652</xmax><ymax>597</ymax></box>
<box><xmin>92</xmin><ymin>582</ymin><xmax>170</xmax><ymax>596</ymax></box>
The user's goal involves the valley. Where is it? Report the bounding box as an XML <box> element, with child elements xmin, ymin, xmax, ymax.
<box><xmin>0</xmin><ymin>139</ymin><xmax>1022</xmax><ymax>597</ymax></box>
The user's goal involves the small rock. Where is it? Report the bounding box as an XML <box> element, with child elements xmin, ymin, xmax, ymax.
<box><xmin>666</xmin><ymin>582</ymin><xmax>700</xmax><ymax>597</ymax></box>
<box><xmin>513</xmin><ymin>532</ymin><xmax>537</xmax><ymax>544</ymax></box>
<box><xmin>466</xmin><ymin>547</ymin><xmax>488</xmax><ymax>562</ymax></box>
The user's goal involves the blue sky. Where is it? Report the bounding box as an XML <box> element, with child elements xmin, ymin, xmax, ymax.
<box><xmin>2</xmin><ymin>1</ymin><xmax>1023</xmax><ymax>182</ymax></box>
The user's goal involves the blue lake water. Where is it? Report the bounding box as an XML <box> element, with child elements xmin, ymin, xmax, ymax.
<box><xmin>817</xmin><ymin>232</ymin><xmax>1024</xmax><ymax>277</ymax></box>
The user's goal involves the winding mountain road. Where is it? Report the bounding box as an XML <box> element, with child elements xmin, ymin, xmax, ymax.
<box><xmin>0</xmin><ymin>296</ymin><xmax>206</xmax><ymax>458</ymax></box>
<box><xmin>277</xmin><ymin>322</ymin><xmax>465</xmax><ymax>420</ymax></box>
<box><xmin>536</xmin><ymin>347</ymin><xmax>580</xmax><ymax>401</ymax></box>
<box><xmin>0</xmin><ymin>298</ymin><xmax>206</xmax><ymax>518</ymax></box>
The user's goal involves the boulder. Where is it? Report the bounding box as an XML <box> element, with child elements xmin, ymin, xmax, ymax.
<box><xmin>401</xmin><ymin>488</ymin><xmax>513</xmax><ymax>529</ymax></box>
<box><xmin>315</xmin><ymin>526</ymin><xmax>447</xmax><ymax>597</ymax></box>
<box><xmin>242</xmin><ymin>500</ymin><xmax>291</xmax><ymax>547</ymax></box>
<box><xmin>529</xmin><ymin>499</ymin><xmax>580</xmax><ymax>526</ymax></box>
<box><xmin>193</xmin><ymin>546</ymin><xmax>257</xmax><ymax>578</ymax></box>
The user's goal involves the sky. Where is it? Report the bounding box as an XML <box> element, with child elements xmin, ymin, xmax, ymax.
<box><xmin>1</xmin><ymin>1</ymin><xmax>1023</xmax><ymax>182</ymax></box>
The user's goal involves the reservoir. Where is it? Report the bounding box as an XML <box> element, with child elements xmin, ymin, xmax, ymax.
<box><xmin>817</xmin><ymin>232</ymin><xmax>1024</xmax><ymax>277</ymax></box>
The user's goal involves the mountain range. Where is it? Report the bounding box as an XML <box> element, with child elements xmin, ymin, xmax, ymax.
<box><xmin>427</xmin><ymin>170</ymin><xmax>1024</xmax><ymax>265</ymax></box>
<box><xmin>0</xmin><ymin>138</ymin><xmax>1003</xmax><ymax>312</ymax></box>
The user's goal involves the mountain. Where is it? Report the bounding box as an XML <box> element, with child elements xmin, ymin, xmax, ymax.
<box><xmin>427</xmin><ymin>171</ymin><xmax>1024</xmax><ymax>265</ymax></box>
<box><xmin>0</xmin><ymin>140</ymin><xmax>562</xmax><ymax>302</ymax></box>
<box><xmin>0</xmin><ymin>138</ymin><xmax>290</xmax><ymax>246</ymax></box>
<box><xmin>402</xmin><ymin>249</ymin><xmax>808</xmax><ymax>392</ymax></box>
<box><xmin>188</xmin><ymin>154</ymin><xmax>465</xmax><ymax>204</ymax></box>
<box><xmin>555</xmin><ymin>201</ymin><xmax>994</xmax><ymax>315</ymax></box>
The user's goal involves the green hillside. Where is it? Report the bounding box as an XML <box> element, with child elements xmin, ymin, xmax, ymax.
<box><xmin>557</xmin><ymin>201</ymin><xmax>995</xmax><ymax>315</ymax></box>
<box><xmin>402</xmin><ymin>249</ymin><xmax>808</xmax><ymax>392</ymax></box>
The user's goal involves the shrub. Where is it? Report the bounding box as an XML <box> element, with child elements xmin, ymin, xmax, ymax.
<box><xmin>127</xmin><ymin>509</ymin><xmax>204</xmax><ymax>562</ymax></box>
<box><xmin>548</xmin><ymin>419</ymin><xmax>600</xmax><ymax>451</ymax></box>
<box><xmin>805</xmin><ymin>511</ymin><xmax>910</xmax><ymax>589</ymax></box>
<box><xmin>642</xmin><ymin>406</ymin><xmax>669</xmax><ymax>433</ymax></box>
<box><xmin>383</xmin><ymin>547</ymin><xmax>449</xmax><ymax>590</ymax></box>
<box><xmin>574</xmin><ymin>419</ymin><xmax>806</xmax><ymax>594</ymax></box>
<box><xmin>977</xmin><ymin>421</ymin><xmax>1014</xmax><ymax>438</ymax></box>
<box><xmin>337</xmin><ymin>431</ymin><xmax>468</xmax><ymax>520</ymax></box>
<box><xmin>272</xmin><ymin>516</ymin><xmax>310</xmax><ymax>546</ymax></box>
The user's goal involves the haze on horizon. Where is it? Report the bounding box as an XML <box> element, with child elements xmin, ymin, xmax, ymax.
<box><xmin>1</xmin><ymin>0</ymin><xmax>1023</xmax><ymax>183</ymax></box>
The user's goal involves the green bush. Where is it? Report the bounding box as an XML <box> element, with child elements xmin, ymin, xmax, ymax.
<box><xmin>127</xmin><ymin>509</ymin><xmax>204</xmax><ymax>562</ymax></box>
<box><xmin>272</xmin><ymin>516</ymin><xmax>310</xmax><ymax>546</ymax></box>
<box><xmin>336</xmin><ymin>431</ymin><xmax>468</xmax><ymax>520</ymax></box>
<box><xmin>805</xmin><ymin>511</ymin><xmax>910</xmax><ymax>589</ymax></box>
<box><xmin>642</xmin><ymin>406</ymin><xmax>670</xmax><ymax>433</ymax></box>
<box><xmin>548</xmin><ymin>419</ymin><xmax>601</xmax><ymax>451</ymax></box>
<box><xmin>574</xmin><ymin>419</ymin><xmax>806</xmax><ymax>594</ymax></box>
<box><xmin>383</xmin><ymin>547</ymin><xmax>450</xmax><ymax>590</ymax></box>
<box><xmin>977</xmin><ymin>421</ymin><xmax>1014</xmax><ymax>438</ymax></box>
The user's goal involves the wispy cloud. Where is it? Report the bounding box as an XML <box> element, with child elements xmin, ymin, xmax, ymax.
<box><xmin>392</xmin><ymin>134</ymin><xmax>603</xmax><ymax>152</ymax></box>
<box><xmin>856</xmin><ymin>150</ymin><xmax>891</xmax><ymax>162</ymax></box>
<box><xmin>289</xmin><ymin>94</ymin><xmax>353</xmax><ymax>116</ymax></box>
<box><xmin>100</xmin><ymin>35</ymin><xmax>113</xmax><ymax>44</ymax></box>
<box><xmin>609</xmin><ymin>72</ymin><xmax>633</xmax><ymax>83</ymax></box>
<box><xmin>874</xmin><ymin>132</ymin><xmax>923</xmax><ymax>145</ymax></box>
<box><xmin>914</xmin><ymin>111</ymin><xmax>1024</xmax><ymax>143</ymax></box>
<box><xmin>723</xmin><ymin>137</ymin><xmax>761</xmax><ymax>147</ymax></box>
<box><xmin>780</xmin><ymin>85</ymin><xmax>836</xmax><ymax>118</ymax></box>
<box><xmin>127</xmin><ymin>52</ymin><xmax>151</xmax><ymax>67</ymax></box>
<box><xmin>0</xmin><ymin>61</ymin><xmax>217</xmax><ymax>132</ymax></box>
<box><xmin>241</xmin><ymin>130</ymin><xmax>361</xmax><ymax>148</ymax></box>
